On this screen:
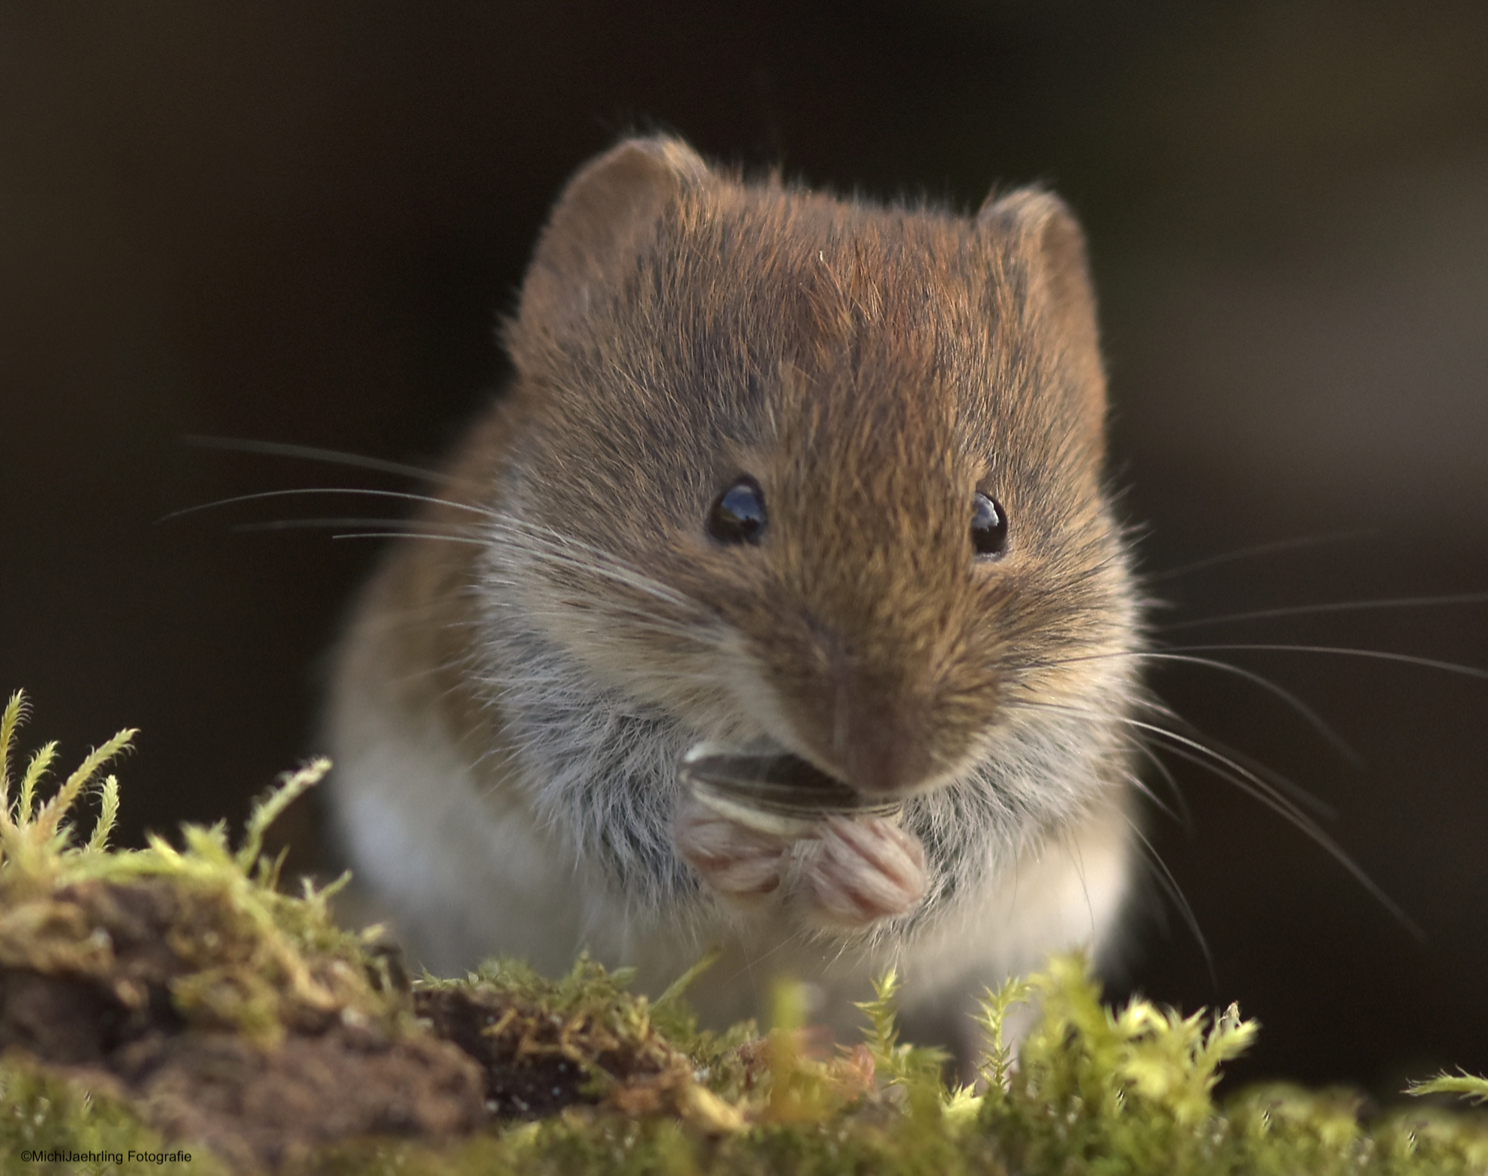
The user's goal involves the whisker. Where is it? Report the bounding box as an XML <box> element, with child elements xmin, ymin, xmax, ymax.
<box><xmin>159</xmin><ymin>486</ymin><xmax>499</xmax><ymax>524</ymax></box>
<box><xmin>1005</xmin><ymin>693</ymin><xmax>1333</xmax><ymax>820</ymax></box>
<box><xmin>1139</xmin><ymin>651</ymin><xmax>1361</xmax><ymax>767</ymax></box>
<box><xmin>487</xmin><ymin>518</ymin><xmax>689</xmax><ymax>584</ymax></box>
<box><xmin>1003</xmin><ymin>694</ymin><xmax>1412</xmax><ymax>927</ymax></box>
<box><xmin>1144</xmin><ymin>527</ymin><xmax>1378</xmax><ymax>583</ymax></box>
<box><xmin>1058</xmin><ymin>821</ymin><xmax>1101</xmax><ymax>949</ymax></box>
<box><xmin>1132</xmin><ymin>740</ymin><xmax>1190</xmax><ymax>831</ymax></box>
<box><xmin>1132</xmin><ymin>728</ymin><xmax>1315</xmax><ymax>839</ymax></box>
<box><xmin>1150</xmin><ymin>707</ymin><xmax>1336</xmax><ymax>820</ymax></box>
<box><xmin>1160</xmin><ymin>643</ymin><xmax>1488</xmax><ymax>682</ymax></box>
<box><xmin>348</xmin><ymin>594</ymin><xmax>485</xmax><ymax>628</ymax></box>
<box><xmin>1130</xmin><ymin>691</ymin><xmax>1336</xmax><ymax>817</ymax></box>
<box><xmin>191</xmin><ymin>490</ymin><xmax>708</xmax><ymax>621</ymax></box>
<box><xmin>486</xmin><ymin>613</ymin><xmax>709</xmax><ymax>647</ymax></box>
<box><xmin>330</xmin><ymin>531</ymin><xmax>488</xmax><ymax>546</ymax></box>
<box><xmin>490</xmin><ymin>555</ymin><xmax>707</xmax><ymax>616</ymax></box>
<box><xmin>230</xmin><ymin>516</ymin><xmax>479</xmax><ymax>534</ymax></box>
<box><xmin>1015</xmin><ymin>639</ymin><xmax>1360</xmax><ymax>784</ymax></box>
<box><xmin>1123</xmin><ymin>718</ymin><xmax>1421</xmax><ymax>938</ymax></box>
<box><xmin>1159</xmin><ymin>592</ymin><xmax>1488</xmax><ymax>633</ymax></box>
<box><xmin>1119</xmin><ymin>806</ymin><xmax>1214</xmax><ymax>983</ymax></box>
<box><xmin>475</xmin><ymin>520</ymin><xmax>708</xmax><ymax>614</ymax></box>
<box><xmin>473</xmin><ymin>589</ymin><xmax>712</xmax><ymax>639</ymax></box>
<box><xmin>1022</xmin><ymin>639</ymin><xmax>1485</xmax><ymax>761</ymax></box>
<box><xmin>184</xmin><ymin>434</ymin><xmax>450</xmax><ymax>483</ymax></box>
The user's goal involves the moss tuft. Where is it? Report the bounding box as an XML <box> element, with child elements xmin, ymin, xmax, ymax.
<box><xmin>0</xmin><ymin>692</ymin><xmax>483</xmax><ymax>1169</ymax></box>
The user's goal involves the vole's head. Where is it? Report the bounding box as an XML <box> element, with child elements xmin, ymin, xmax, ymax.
<box><xmin>494</xmin><ymin>137</ymin><xmax>1138</xmax><ymax>803</ymax></box>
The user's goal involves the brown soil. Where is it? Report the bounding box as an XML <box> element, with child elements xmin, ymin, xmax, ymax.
<box><xmin>65</xmin><ymin>1023</ymin><xmax>484</xmax><ymax>1170</ymax></box>
<box><xmin>0</xmin><ymin>876</ymin><xmax>726</xmax><ymax>1169</ymax></box>
<box><xmin>414</xmin><ymin>986</ymin><xmax>595</xmax><ymax>1119</ymax></box>
<box><xmin>413</xmin><ymin>983</ymin><xmax>689</xmax><ymax>1121</ymax></box>
<box><xmin>0</xmin><ymin>879</ymin><xmax>486</xmax><ymax>1170</ymax></box>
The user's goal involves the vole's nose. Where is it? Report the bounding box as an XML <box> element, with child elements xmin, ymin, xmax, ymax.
<box><xmin>832</xmin><ymin>675</ymin><xmax>934</xmax><ymax>797</ymax></box>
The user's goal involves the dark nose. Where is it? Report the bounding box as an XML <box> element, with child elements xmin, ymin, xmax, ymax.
<box><xmin>832</xmin><ymin>674</ymin><xmax>934</xmax><ymax>796</ymax></box>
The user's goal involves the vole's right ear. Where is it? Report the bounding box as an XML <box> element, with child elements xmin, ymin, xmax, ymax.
<box><xmin>516</xmin><ymin>137</ymin><xmax>711</xmax><ymax>345</ymax></box>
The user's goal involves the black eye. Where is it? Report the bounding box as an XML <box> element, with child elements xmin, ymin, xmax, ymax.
<box><xmin>971</xmin><ymin>492</ymin><xmax>1007</xmax><ymax>558</ymax></box>
<box><xmin>707</xmin><ymin>475</ymin><xmax>767</xmax><ymax>545</ymax></box>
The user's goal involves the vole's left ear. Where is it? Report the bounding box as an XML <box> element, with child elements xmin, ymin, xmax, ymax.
<box><xmin>978</xmin><ymin>189</ymin><xmax>1105</xmax><ymax>420</ymax></box>
<box><xmin>515</xmin><ymin>137</ymin><xmax>712</xmax><ymax>356</ymax></box>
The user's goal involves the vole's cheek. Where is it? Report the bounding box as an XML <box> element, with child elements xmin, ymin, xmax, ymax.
<box><xmin>800</xmin><ymin>815</ymin><xmax>927</xmax><ymax>928</ymax></box>
<box><xmin>674</xmin><ymin>795</ymin><xmax>790</xmax><ymax>901</ymax></box>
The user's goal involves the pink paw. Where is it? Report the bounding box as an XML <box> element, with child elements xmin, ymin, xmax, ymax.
<box><xmin>675</xmin><ymin>796</ymin><xmax>790</xmax><ymax>900</ymax></box>
<box><xmin>802</xmin><ymin>816</ymin><xmax>927</xmax><ymax>928</ymax></box>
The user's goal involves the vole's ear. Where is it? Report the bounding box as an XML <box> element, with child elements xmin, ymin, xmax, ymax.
<box><xmin>517</xmin><ymin>137</ymin><xmax>711</xmax><ymax>344</ymax></box>
<box><xmin>977</xmin><ymin>189</ymin><xmax>1104</xmax><ymax>414</ymax></box>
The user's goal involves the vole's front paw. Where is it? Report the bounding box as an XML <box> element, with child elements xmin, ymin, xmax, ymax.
<box><xmin>802</xmin><ymin>816</ymin><xmax>927</xmax><ymax>928</ymax></box>
<box><xmin>675</xmin><ymin>797</ymin><xmax>790</xmax><ymax>901</ymax></box>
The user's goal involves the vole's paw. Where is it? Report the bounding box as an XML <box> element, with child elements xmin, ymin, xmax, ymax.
<box><xmin>802</xmin><ymin>816</ymin><xmax>927</xmax><ymax>927</ymax></box>
<box><xmin>675</xmin><ymin>797</ymin><xmax>790</xmax><ymax>899</ymax></box>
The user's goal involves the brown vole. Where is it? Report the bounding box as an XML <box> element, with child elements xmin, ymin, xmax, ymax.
<box><xmin>324</xmin><ymin>136</ymin><xmax>1143</xmax><ymax>1064</ymax></box>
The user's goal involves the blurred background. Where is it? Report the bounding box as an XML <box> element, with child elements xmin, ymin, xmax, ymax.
<box><xmin>3</xmin><ymin>1</ymin><xmax>1484</xmax><ymax>1096</ymax></box>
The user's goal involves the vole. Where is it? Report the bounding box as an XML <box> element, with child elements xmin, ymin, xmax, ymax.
<box><xmin>324</xmin><ymin>136</ymin><xmax>1143</xmax><ymax>1065</ymax></box>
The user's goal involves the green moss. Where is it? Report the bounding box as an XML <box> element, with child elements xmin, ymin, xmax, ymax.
<box><xmin>1409</xmin><ymin>1072</ymin><xmax>1488</xmax><ymax>1106</ymax></box>
<box><xmin>0</xmin><ymin>1061</ymin><xmax>230</xmax><ymax>1176</ymax></box>
<box><xmin>2</xmin><ymin>690</ymin><xmax>1487</xmax><ymax>1175</ymax></box>
<box><xmin>0</xmin><ymin>691</ymin><xmax>400</xmax><ymax>1047</ymax></box>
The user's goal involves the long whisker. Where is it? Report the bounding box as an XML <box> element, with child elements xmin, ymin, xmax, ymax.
<box><xmin>485</xmin><ymin>516</ymin><xmax>688</xmax><ymax>583</ymax></box>
<box><xmin>485</xmin><ymin>540</ymin><xmax>708</xmax><ymax>615</ymax></box>
<box><xmin>230</xmin><ymin>516</ymin><xmax>479</xmax><ymax>533</ymax></box>
<box><xmin>1135</xmin><ymin>689</ymin><xmax>1336</xmax><ymax>817</ymax></box>
<box><xmin>172</xmin><ymin>470</ymin><xmax>709</xmax><ymax>622</ymax></box>
<box><xmin>1132</xmin><ymin>739</ymin><xmax>1190</xmax><ymax>831</ymax></box>
<box><xmin>159</xmin><ymin>486</ymin><xmax>499</xmax><ymax>523</ymax></box>
<box><xmin>1139</xmin><ymin>651</ymin><xmax>1361</xmax><ymax>766</ymax></box>
<box><xmin>1160</xmin><ymin>643</ymin><xmax>1488</xmax><ymax>681</ymax></box>
<box><xmin>472</xmin><ymin>516</ymin><xmax>701</xmax><ymax>603</ymax></box>
<box><xmin>183</xmin><ymin>434</ymin><xmax>450</xmax><ymax>483</ymax></box>
<box><xmin>1019</xmin><ymin>646</ymin><xmax>1359</xmax><ymax>767</ymax></box>
<box><xmin>330</xmin><ymin>531</ymin><xmax>488</xmax><ymax>546</ymax></box>
<box><xmin>1028</xmin><ymin>638</ymin><xmax>1488</xmax><ymax>685</ymax></box>
<box><xmin>1003</xmin><ymin>693</ymin><xmax>1413</xmax><ymax>930</ymax></box>
<box><xmin>1115</xmin><ymin>746</ymin><xmax>1183</xmax><ymax>825</ymax></box>
<box><xmin>1159</xmin><ymin>592</ymin><xmax>1488</xmax><ymax>633</ymax></box>
<box><xmin>1144</xmin><ymin>528</ymin><xmax>1377</xmax><ymax>583</ymax></box>
<box><xmin>1123</xmin><ymin>717</ymin><xmax>1421</xmax><ymax>938</ymax></box>
<box><xmin>1008</xmin><ymin>692</ymin><xmax>1333</xmax><ymax>819</ymax></box>
<box><xmin>478</xmin><ymin>605</ymin><xmax>708</xmax><ymax>644</ymax></box>
<box><xmin>1119</xmin><ymin>804</ymin><xmax>1213</xmax><ymax>982</ymax></box>
<box><xmin>1132</xmin><ymin>727</ymin><xmax>1317</xmax><ymax>838</ymax></box>
<box><xmin>1150</xmin><ymin>707</ymin><xmax>1337</xmax><ymax>819</ymax></box>
<box><xmin>367</xmin><ymin>583</ymin><xmax>720</xmax><ymax>680</ymax></box>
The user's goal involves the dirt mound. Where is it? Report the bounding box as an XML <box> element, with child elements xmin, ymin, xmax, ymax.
<box><xmin>0</xmin><ymin>878</ymin><xmax>484</xmax><ymax>1169</ymax></box>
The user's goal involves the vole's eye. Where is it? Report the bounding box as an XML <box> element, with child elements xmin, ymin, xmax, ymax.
<box><xmin>707</xmin><ymin>476</ymin><xmax>767</xmax><ymax>545</ymax></box>
<box><xmin>971</xmin><ymin>492</ymin><xmax>1007</xmax><ymax>558</ymax></box>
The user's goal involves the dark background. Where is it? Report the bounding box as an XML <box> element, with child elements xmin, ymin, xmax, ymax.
<box><xmin>3</xmin><ymin>1</ymin><xmax>1485</xmax><ymax>1096</ymax></box>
